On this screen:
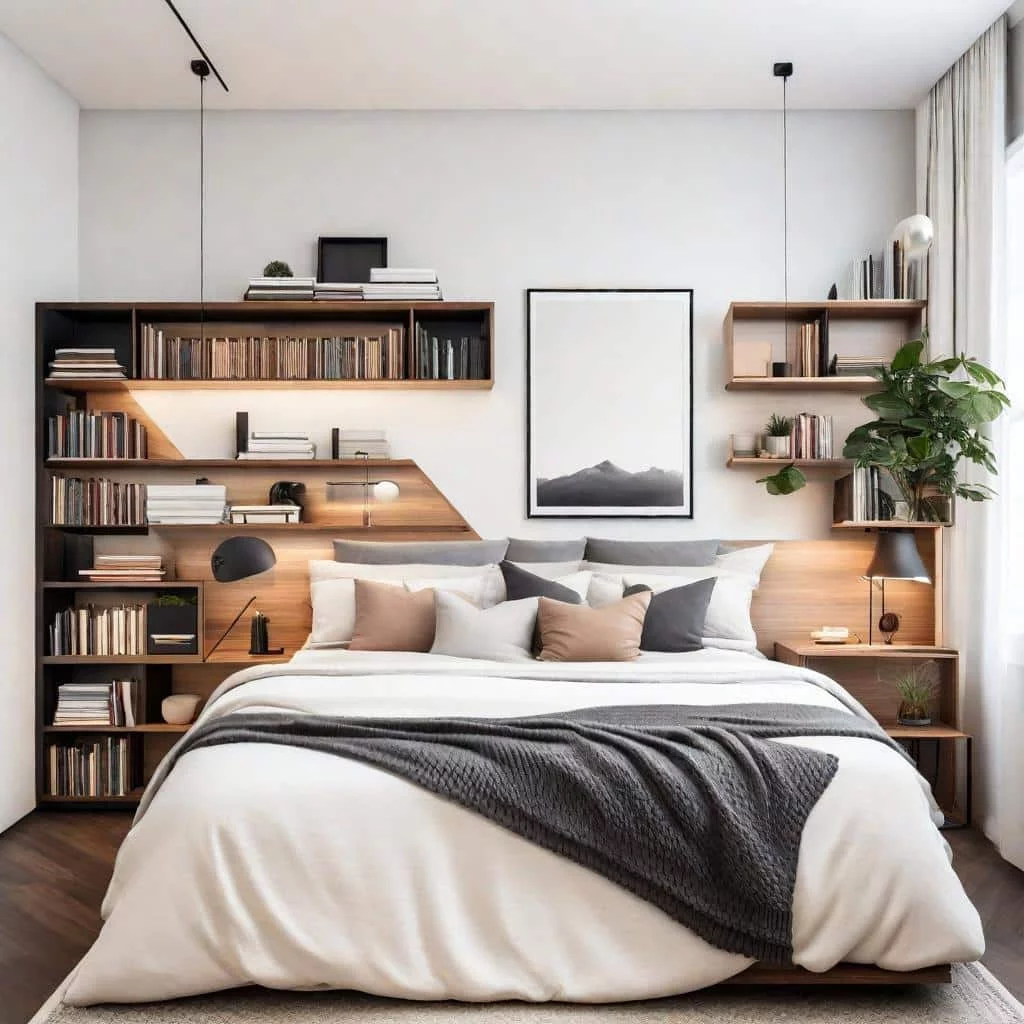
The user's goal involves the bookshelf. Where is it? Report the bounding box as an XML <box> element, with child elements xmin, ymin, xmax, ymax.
<box><xmin>724</xmin><ymin>299</ymin><xmax>926</xmax><ymax>390</ymax></box>
<box><xmin>36</xmin><ymin>301</ymin><xmax>488</xmax><ymax>807</ymax></box>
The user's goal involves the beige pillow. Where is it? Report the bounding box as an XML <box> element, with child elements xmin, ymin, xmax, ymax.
<box><xmin>536</xmin><ymin>591</ymin><xmax>652</xmax><ymax>662</ymax></box>
<box><xmin>349</xmin><ymin>579</ymin><xmax>437</xmax><ymax>652</ymax></box>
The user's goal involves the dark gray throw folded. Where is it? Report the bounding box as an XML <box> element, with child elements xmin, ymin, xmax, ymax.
<box><xmin>168</xmin><ymin>703</ymin><xmax>900</xmax><ymax>964</ymax></box>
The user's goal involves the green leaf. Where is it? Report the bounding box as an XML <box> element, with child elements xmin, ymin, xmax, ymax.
<box><xmin>756</xmin><ymin>464</ymin><xmax>806</xmax><ymax>496</ymax></box>
<box><xmin>906</xmin><ymin>435</ymin><xmax>932</xmax><ymax>460</ymax></box>
<box><xmin>937</xmin><ymin>380</ymin><xmax>974</xmax><ymax>399</ymax></box>
<box><xmin>890</xmin><ymin>340</ymin><xmax>925</xmax><ymax>372</ymax></box>
<box><xmin>863</xmin><ymin>393</ymin><xmax>913</xmax><ymax>420</ymax></box>
<box><xmin>967</xmin><ymin>391</ymin><xmax>1005</xmax><ymax>423</ymax></box>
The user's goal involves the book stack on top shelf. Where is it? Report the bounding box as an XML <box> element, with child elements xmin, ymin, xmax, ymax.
<box><xmin>363</xmin><ymin>268</ymin><xmax>442</xmax><ymax>301</ymax></box>
<box><xmin>48</xmin><ymin>348</ymin><xmax>127</xmax><ymax>381</ymax></box>
<box><xmin>145</xmin><ymin>484</ymin><xmax>226</xmax><ymax>525</ymax></box>
<box><xmin>79</xmin><ymin>555</ymin><xmax>164</xmax><ymax>583</ymax></box>
<box><xmin>244</xmin><ymin>276</ymin><xmax>315</xmax><ymax>301</ymax></box>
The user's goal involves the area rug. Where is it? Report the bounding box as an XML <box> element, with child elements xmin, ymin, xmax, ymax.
<box><xmin>39</xmin><ymin>963</ymin><xmax>1024</xmax><ymax>1024</ymax></box>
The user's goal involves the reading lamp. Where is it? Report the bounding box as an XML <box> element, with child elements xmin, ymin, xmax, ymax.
<box><xmin>863</xmin><ymin>530</ymin><xmax>931</xmax><ymax>645</ymax></box>
<box><xmin>206</xmin><ymin>536</ymin><xmax>281</xmax><ymax>657</ymax></box>
<box><xmin>326</xmin><ymin>452</ymin><xmax>401</xmax><ymax>527</ymax></box>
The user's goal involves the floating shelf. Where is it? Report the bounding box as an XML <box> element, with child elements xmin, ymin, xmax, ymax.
<box><xmin>43</xmin><ymin>523</ymin><xmax>473</xmax><ymax>534</ymax></box>
<box><xmin>45</xmin><ymin>458</ymin><xmax>415</xmax><ymax>470</ymax></box>
<box><xmin>831</xmin><ymin>520</ymin><xmax>946</xmax><ymax>530</ymax></box>
<box><xmin>725</xmin><ymin>376</ymin><xmax>879</xmax><ymax>392</ymax></box>
<box><xmin>884</xmin><ymin>722</ymin><xmax>968</xmax><ymax>740</ymax></box>
<box><xmin>43</xmin><ymin>724</ymin><xmax>189</xmax><ymax>734</ymax></box>
<box><xmin>42</xmin><ymin>655</ymin><xmax>204</xmax><ymax>665</ymax></box>
<box><xmin>43</xmin><ymin>580</ymin><xmax>203</xmax><ymax>590</ymax></box>
<box><xmin>727</xmin><ymin>457</ymin><xmax>850</xmax><ymax>469</ymax></box>
<box><xmin>45</xmin><ymin>378</ymin><xmax>493</xmax><ymax>393</ymax></box>
<box><xmin>727</xmin><ymin>300</ymin><xmax>927</xmax><ymax>321</ymax></box>
<box><xmin>38</xmin><ymin>792</ymin><xmax>143</xmax><ymax>805</ymax></box>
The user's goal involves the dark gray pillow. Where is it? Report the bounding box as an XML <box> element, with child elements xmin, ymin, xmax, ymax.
<box><xmin>500</xmin><ymin>561</ymin><xmax>583</xmax><ymax>604</ymax></box>
<box><xmin>333</xmin><ymin>538</ymin><xmax>509</xmax><ymax>565</ymax></box>
<box><xmin>584</xmin><ymin>538</ymin><xmax>719</xmax><ymax>566</ymax></box>
<box><xmin>623</xmin><ymin>578</ymin><xmax>716</xmax><ymax>653</ymax></box>
<box><xmin>505</xmin><ymin>538</ymin><xmax>586</xmax><ymax>562</ymax></box>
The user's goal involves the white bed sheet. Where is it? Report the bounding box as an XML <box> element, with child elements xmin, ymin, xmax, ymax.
<box><xmin>63</xmin><ymin>648</ymin><xmax>984</xmax><ymax>1005</ymax></box>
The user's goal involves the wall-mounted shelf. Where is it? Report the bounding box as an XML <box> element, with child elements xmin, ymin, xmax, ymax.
<box><xmin>43</xmin><ymin>724</ymin><xmax>189</xmax><ymax>734</ymax></box>
<box><xmin>42</xmin><ymin>580</ymin><xmax>203</xmax><ymax>590</ymax></box>
<box><xmin>727</xmin><ymin>457</ymin><xmax>850</xmax><ymax>469</ymax></box>
<box><xmin>831</xmin><ymin>521</ymin><xmax>946</xmax><ymax>530</ymax></box>
<box><xmin>728</xmin><ymin>300</ymin><xmax>926</xmax><ymax>321</ymax></box>
<box><xmin>45</xmin><ymin>458</ymin><xmax>415</xmax><ymax>470</ymax></box>
<box><xmin>45</xmin><ymin>378</ymin><xmax>493</xmax><ymax>393</ymax></box>
<box><xmin>725</xmin><ymin>376</ymin><xmax>878</xmax><ymax>392</ymax></box>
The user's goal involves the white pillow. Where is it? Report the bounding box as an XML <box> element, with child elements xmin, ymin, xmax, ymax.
<box><xmin>430</xmin><ymin>593</ymin><xmax>538</xmax><ymax>662</ymax></box>
<box><xmin>309</xmin><ymin>560</ymin><xmax>504</xmax><ymax>607</ymax></box>
<box><xmin>587</xmin><ymin>574</ymin><xmax>625</xmax><ymax>608</ymax></box>
<box><xmin>404</xmin><ymin>576</ymin><xmax>491</xmax><ymax>606</ymax></box>
<box><xmin>620</xmin><ymin>570</ymin><xmax>757</xmax><ymax>651</ymax></box>
<box><xmin>507</xmin><ymin>560</ymin><xmax>583</xmax><ymax>579</ymax></box>
<box><xmin>714</xmin><ymin>544</ymin><xmax>774</xmax><ymax>588</ymax></box>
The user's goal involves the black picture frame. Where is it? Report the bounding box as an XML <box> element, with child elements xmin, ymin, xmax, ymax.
<box><xmin>526</xmin><ymin>288</ymin><xmax>695</xmax><ymax>519</ymax></box>
<box><xmin>316</xmin><ymin>237</ymin><xmax>388</xmax><ymax>284</ymax></box>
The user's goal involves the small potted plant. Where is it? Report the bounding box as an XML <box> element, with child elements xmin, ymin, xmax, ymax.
<box><xmin>890</xmin><ymin>662</ymin><xmax>936</xmax><ymax>726</ymax></box>
<box><xmin>763</xmin><ymin>414</ymin><xmax>793</xmax><ymax>458</ymax></box>
<box><xmin>146</xmin><ymin>592</ymin><xmax>199</xmax><ymax>655</ymax></box>
<box><xmin>262</xmin><ymin>260</ymin><xmax>293</xmax><ymax>278</ymax></box>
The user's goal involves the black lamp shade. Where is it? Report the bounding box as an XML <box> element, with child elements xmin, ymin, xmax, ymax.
<box><xmin>210</xmin><ymin>536</ymin><xmax>276</xmax><ymax>582</ymax></box>
<box><xmin>864</xmin><ymin>530</ymin><xmax>930</xmax><ymax>583</ymax></box>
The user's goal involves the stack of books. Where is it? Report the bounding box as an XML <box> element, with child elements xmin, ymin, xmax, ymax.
<box><xmin>50</xmin><ymin>475</ymin><xmax>146</xmax><ymax>527</ymax></box>
<box><xmin>848</xmin><ymin>244</ymin><xmax>922</xmax><ymax>300</ymax></box>
<box><xmin>47</xmin><ymin>348</ymin><xmax>127</xmax><ymax>381</ymax></box>
<box><xmin>244</xmin><ymin>276</ymin><xmax>315</xmax><ymax>301</ymax></box>
<box><xmin>146</xmin><ymin>484</ymin><xmax>227</xmax><ymax>524</ymax></box>
<box><xmin>363</xmin><ymin>268</ymin><xmax>442</xmax><ymax>301</ymax></box>
<box><xmin>834</xmin><ymin>467</ymin><xmax>886</xmax><ymax>522</ymax></box>
<box><xmin>412</xmin><ymin>327</ymin><xmax>489</xmax><ymax>381</ymax></box>
<box><xmin>238</xmin><ymin>430</ymin><xmax>316</xmax><ymax>461</ymax></box>
<box><xmin>47</xmin><ymin>737</ymin><xmax>134</xmax><ymax>797</ymax></box>
<box><xmin>313</xmin><ymin>281</ymin><xmax>364</xmax><ymax>301</ymax></box>
<box><xmin>53</xmin><ymin>680</ymin><xmax>138</xmax><ymax>727</ymax></box>
<box><xmin>830</xmin><ymin>354</ymin><xmax>887</xmax><ymax>377</ymax></box>
<box><xmin>791</xmin><ymin>413</ymin><xmax>835</xmax><ymax>460</ymax></box>
<box><xmin>47</xmin><ymin>410</ymin><xmax>148</xmax><ymax>460</ymax></box>
<box><xmin>332</xmin><ymin>428</ymin><xmax>390</xmax><ymax>460</ymax></box>
<box><xmin>49</xmin><ymin>604</ymin><xmax>147</xmax><ymax>657</ymax></box>
<box><xmin>229</xmin><ymin>504</ymin><xmax>302</xmax><ymax>524</ymax></box>
<box><xmin>79</xmin><ymin>555</ymin><xmax>164</xmax><ymax>583</ymax></box>
<box><xmin>785</xmin><ymin>314</ymin><xmax>830</xmax><ymax>377</ymax></box>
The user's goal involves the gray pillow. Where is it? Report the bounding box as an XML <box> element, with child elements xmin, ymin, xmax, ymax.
<box><xmin>505</xmin><ymin>538</ymin><xmax>586</xmax><ymax>562</ymax></box>
<box><xmin>332</xmin><ymin>538</ymin><xmax>509</xmax><ymax>565</ymax></box>
<box><xmin>624</xmin><ymin>578</ymin><xmax>716</xmax><ymax>653</ymax></box>
<box><xmin>500</xmin><ymin>561</ymin><xmax>583</xmax><ymax>604</ymax></box>
<box><xmin>430</xmin><ymin>592</ymin><xmax>537</xmax><ymax>662</ymax></box>
<box><xmin>584</xmin><ymin>538</ymin><xmax>719</xmax><ymax>566</ymax></box>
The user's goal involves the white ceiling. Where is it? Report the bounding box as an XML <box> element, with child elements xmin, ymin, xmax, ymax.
<box><xmin>0</xmin><ymin>0</ymin><xmax>1012</xmax><ymax>111</ymax></box>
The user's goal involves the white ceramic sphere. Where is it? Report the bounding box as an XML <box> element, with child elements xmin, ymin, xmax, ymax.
<box><xmin>161</xmin><ymin>693</ymin><xmax>202</xmax><ymax>725</ymax></box>
<box><xmin>373</xmin><ymin>480</ymin><xmax>400</xmax><ymax>503</ymax></box>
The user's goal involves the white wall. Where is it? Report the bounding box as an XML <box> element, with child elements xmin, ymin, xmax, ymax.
<box><xmin>0</xmin><ymin>33</ymin><xmax>78</xmax><ymax>832</ymax></box>
<box><xmin>79</xmin><ymin>110</ymin><xmax>914</xmax><ymax>539</ymax></box>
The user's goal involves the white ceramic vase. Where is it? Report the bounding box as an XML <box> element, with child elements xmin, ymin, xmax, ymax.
<box><xmin>765</xmin><ymin>435</ymin><xmax>791</xmax><ymax>458</ymax></box>
<box><xmin>161</xmin><ymin>693</ymin><xmax>202</xmax><ymax>726</ymax></box>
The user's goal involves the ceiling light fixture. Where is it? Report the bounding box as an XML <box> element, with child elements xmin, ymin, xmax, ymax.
<box><xmin>773</xmin><ymin>61</ymin><xmax>793</xmax><ymax>315</ymax></box>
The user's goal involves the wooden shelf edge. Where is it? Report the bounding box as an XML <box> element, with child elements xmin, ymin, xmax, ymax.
<box><xmin>45</xmin><ymin>458</ymin><xmax>416</xmax><ymax>469</ymax></box>
<box><xmin>45</xmin><ymin>378</ymin><xmax>494</xmax><ymax>393</ymax></box>
<box><xmin>727</xmin><ymin>299</ymin><xmax>927</xmax><ymax>320</ymax></box>
<box><xmin>726</xmin><ymin>376</ymin><xmax>879</xmax><ymax>391</ymax></box>
<box><xmin>44</xmin><ymin>724</ymin><xmax>189</xmax><ymax>734</ymax></box>
<box><xmin>42</xmin><ymin>655</ymin><xmax>204</xmax><ymax>665</ymax></box>
<box><xmin>831</xmin><ymin>520</ymin><xmax>947</xmax><ymax>530</ymax></box>
<box><xmin>43</xmin><ymin>580</ymin><xmax>203</xmax><ymax>589</ymax></box>
<box><xmin>884</xmin><ymin>722</ymin><xmax>968</xmax><ymax>740</ymax></box>
<box><xmin>727</xmin><ymin>457</ymin><xmax>849</xmax><ymax>469</ymax></box>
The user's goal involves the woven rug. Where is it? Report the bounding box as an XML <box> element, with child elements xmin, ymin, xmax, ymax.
<box><xmin>39</xmin><ymin>963</ymin><xmax>1024</xmax><ymax>1024</ymax></box>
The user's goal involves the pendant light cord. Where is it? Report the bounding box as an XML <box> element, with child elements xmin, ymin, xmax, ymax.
<box><xmin>782</xmin><ymin>73</ymin><xmax>789</xmax><ymax>312</ymax></box>
<box><xmin>199</xmin><ymin>70</ymin><xmax>206</xmax><ymax>322</ymax></box>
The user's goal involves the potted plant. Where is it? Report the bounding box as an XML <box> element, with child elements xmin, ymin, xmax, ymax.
<box><xmin>889</xmin><ymin>662</ymin><xmax>937</xmax><ymax>727</ymax></box>
<box><xmin>757</xmin><ymin>337</ymin><xmax>1009</xmax><ymax>514</ymax></box>
<box><xmin>262</xmin><ymin>260</ymin><xmax>293</xmax><ymax>278</ymax></box>
<box><xmin>146</xmin><ymin>592</ymin><xmax>199</xmax><ymax>655</ymax></box>
<box><xmin>763</xmin><ymin>414</ymin><xmax>793</xmax><ymax>458</ymax></box>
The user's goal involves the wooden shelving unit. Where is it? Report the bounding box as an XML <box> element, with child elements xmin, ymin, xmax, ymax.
<box><xmin>36</xmin><ymin>300</ymin><xmax>489</xmax><ymax>807</ymax></box>
<box><xmin>725</xmin><ymin>376</ymin><xmax>879</xmax><ymax>392</ymax></box>
<box><xmin>727</xmin><ymin>457</ymin><xmax>850</xmax><ymax>469</ymax></box>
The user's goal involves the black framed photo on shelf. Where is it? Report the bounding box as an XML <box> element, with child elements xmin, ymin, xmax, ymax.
<box><xmin>526</xmin><ymin>288</ymin><xmax>694</xmax><ymax>518</ymax></box>
<box><xmin>316</xmin><ymin>237</ymin><xmax>388</xmax><ymax>284</ymax></box>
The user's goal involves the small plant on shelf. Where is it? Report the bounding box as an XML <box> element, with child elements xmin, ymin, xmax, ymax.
<box><xmin>262</xmin><ymin>260</ymin><xmax>293</xmax><ymax>278</ymax></box>
<box><xmin>887</xmin><ymin>662</ymin><xmax>937</xmax><ymax>726</ymax></box>
<box><xmin>152</xmin><ymin>593</ymin><xmax>197</xmax><ymax>607</ymax></box>
<box><xmin>763</xmin><ymin>414</ymin><xmax>793</xmax><ymax>458</ymax></box>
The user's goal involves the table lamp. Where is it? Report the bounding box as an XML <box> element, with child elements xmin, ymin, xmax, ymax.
<box><xmin>326</xmin><ymin>452</ymin><xmax>401</xmax><ymax>527</ymax></box>
<box><xmin>863</xmin><ymin>530</ymin><xmax>931</xmax><ymax>645</ymax></box>
<box><xmin>206</xmin><ymin>536</ymin><xmax>281</xmax><ymax>657</ymax></box>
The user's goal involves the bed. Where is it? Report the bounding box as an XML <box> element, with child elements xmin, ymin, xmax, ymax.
<box><xmin>61</xmin><ymin>645</ymin><xmax>984</xmax><ymax>1006</ymax></box>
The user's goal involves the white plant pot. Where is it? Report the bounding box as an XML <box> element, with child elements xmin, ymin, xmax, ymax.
<box><xmin>161</xmin><ymin>693</ymin><xmax>202</xmax><ymax>726</ymax></box>
<box><xmin>765</xmin><ymin>435</ymin><xmax>791</xmax><ymax>458</ymax></box>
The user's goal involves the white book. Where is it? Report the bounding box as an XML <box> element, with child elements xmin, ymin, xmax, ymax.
<box><xmin>370</xmin><ymin>268</ymin><xmax>438</xmax><ymax>284</ymax></box>
<box><xmin>236</xmin><ymin>452</ymin><xmax>315</xmax><ymax>460</ymax></box>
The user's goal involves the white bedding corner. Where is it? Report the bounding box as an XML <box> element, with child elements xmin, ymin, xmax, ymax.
<box><xmin>62</xmin><ymin>648</ymin><xmax>984</xmax><ymax>1006</ymax></box>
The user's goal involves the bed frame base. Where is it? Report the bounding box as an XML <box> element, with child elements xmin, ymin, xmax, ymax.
<box><xmin>723</xmin><ymin>963</ymin><xmax>951</xmax><ymax>985</ymax></box>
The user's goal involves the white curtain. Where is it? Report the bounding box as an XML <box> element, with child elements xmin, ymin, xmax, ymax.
<box><xmin>915</xmin><ymin>18</ymin><xmax>1021</xmax><ymax>865</ymax></box>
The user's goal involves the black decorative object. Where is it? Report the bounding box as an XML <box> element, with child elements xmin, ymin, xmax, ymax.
<box><xmin>249</xmin><ymin>611</ymin><xmax>280</xmax><ymax>656</ymax></box>
<box><xmin>827</xmin><ymin>283</ymin><xmax>838</xmax><ymax>300</ymax></box>
<box><xmin>771</xmin><ymin>361</ymin><xmax>792</xmax><ymax>377</ymax></box>
<box><xmin>146</xmin><ymin>593</ymin><xmax>200</xmax><ymax>655</ymax></box>
<box><xmin>863</xmin><ymin>530</ymin><xmax>931</xmax><ymax>645</ymax></box>
<box><xmin>269</xmin><ymin>481</ymin><xmax>306</xmax><ymax>512</ymax></box>
<box><xmin>317</xmin><ymin>237</ymin><xmax>388</xmax><ymax>284</ymax></box>
<box><xmin>527</xmin><ymin>289</ymin><xmax>694</xmax><ymax>518</ymax></box>
<box><xmin>207</xmin><ymin>537</ymin><xmax>280</xmax><ymax>659</ymax></box>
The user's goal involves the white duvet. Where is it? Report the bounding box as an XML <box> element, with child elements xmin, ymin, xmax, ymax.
<box><xmin>63</xmin><ymin>648</ymin><xmax>984</xmax><ymax>1005</ymax></box>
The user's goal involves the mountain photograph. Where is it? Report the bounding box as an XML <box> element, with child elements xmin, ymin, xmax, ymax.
<box><xmin>536</xmin><ymin>460</ymin><xmax>686</xmax><ymax>507</ymax></box>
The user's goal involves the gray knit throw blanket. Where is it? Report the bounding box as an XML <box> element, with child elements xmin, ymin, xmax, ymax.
<box><xmin>167</xmin><ymin>703</ymin><xmax>900</xmax><ymax>965</ymax></box>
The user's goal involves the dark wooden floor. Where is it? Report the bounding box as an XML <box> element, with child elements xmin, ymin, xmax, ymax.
<box><xmin>1</xmin><ymin>814</ymin><xmax>1022</xmax><ymax>1024</ymax></box>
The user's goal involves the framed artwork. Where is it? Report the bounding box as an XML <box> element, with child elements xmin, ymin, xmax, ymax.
<box><xmin>316</xmin><ymin>237</ymin><xmax>388</xmax><ymax>284</ymax></box>
<box><xmin>527</xmin><ymin>288</ymin><xmax>694</xmax><ymax>518</ymax></box>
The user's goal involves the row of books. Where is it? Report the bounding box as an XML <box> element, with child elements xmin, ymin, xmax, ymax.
<box><xmin>50</xmin><ymin>475</ymin><xmax>146</xmax><ymax>526</ymax></box>
<box><xmin>848</xmin><ymin>241</ymin><xmax>924</xmax><ymax>301</ymax></box>
<box><xmin>47</xmin><ymin>347</ymin><xmax>127</xmax><ymax>381</ymax></box>
<box><xmin>831</xmin><ymin>354</ymin><xmax>887</xmax><ymax>377</ymax></box>
<box><xmin>78</xmin><ymin>554</ymin><xmax>165</xmax><ymax>583</ymax></box>
<box><xmin>46</xmin><ymin>737</ymin><xmax>135</xmax><ymax>798</ymax></box>
<box><xmin>790</xmin><ymin>413</ymin><xmax>835</xmax><ymax>460</ymax></box>
<box><xmin>243</xmin><ymin>269</ymin><xmax>443</xmax><ymax>302</ymax></box>
<box><xmin>53</xmin><ymin>680</ymin><xmax>138</xmax><ymax>726</ymax></box>
<box><xmin>332</xmin><ymin>428</ymin><xmax>390</xmax><ymax>460</ymax></box>
<box><xmin>412</xmin><ymin>327</ymin><xmax>489</xmax><ymax>381</ymax></box>
<box><xmin>47</xmin><ymin>411</ymin><xmax>148</xmax><ymax>460</ymax></box>
<box><xmin>139</xmin><ymin>325</ymin><xmax>408</xmax><ymax>381</ymax></box>
<box><xmin>49</xmin><ymin>604</ymin><xmax>147</xmax><ymax>657</ymax></box>
<box><xmin>833</xmin><ymin>467</ymin><xmax>887</xmax><ymax>522</ymax></box>
<box><xmin>147</xmin><ymin>484</ymin><xmax>226</xmax><ymax>525</ymax></box>
<box><xmin>786</xmin><ymin>315</ymin><xmax>830</xmax><ymax>377</ymax></box>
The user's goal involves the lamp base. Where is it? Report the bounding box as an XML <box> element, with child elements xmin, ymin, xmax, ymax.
<box><xmin>248</xmin><ymin>647</ymin><xmax>284</xmax><ymax>656</ymax></box>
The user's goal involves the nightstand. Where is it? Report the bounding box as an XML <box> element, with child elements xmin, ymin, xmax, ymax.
<box><xmin>774</xmin><ymin>642</ymin><xmax>971</xmax><ymax>828</ymax></box>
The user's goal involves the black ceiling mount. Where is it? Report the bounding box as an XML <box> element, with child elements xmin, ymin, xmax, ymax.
<box><xmin>773</xmin><ymin>62</ymin><xmax>794</xmax><ymax>79</ymax></box>
<box><xmin>162</xmin><ymin>0</ymin><xmax>229</xmax><ymax>92</ymax></box>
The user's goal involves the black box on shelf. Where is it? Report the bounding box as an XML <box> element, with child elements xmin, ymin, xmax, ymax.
<box><xmin>316</xmin><ymin>237</ymin><xmax>387</xmax><ymax>284</ymax></box>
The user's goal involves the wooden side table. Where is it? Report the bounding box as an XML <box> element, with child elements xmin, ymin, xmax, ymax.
<box><xmin>774</xmin><ymin>642</ymin><xmax>972</xmax><ymax>828</ymax></box>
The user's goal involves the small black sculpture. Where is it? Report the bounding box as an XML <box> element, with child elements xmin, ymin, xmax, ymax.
<box><xmin>269</xmin><ymin>481</ymin><xmax>306</xmax><ymax>511</ymax></box>
<box><xmin>827</xmin><ymin>283</ymin><xmax>838</xmax><ymax>300</ymax></box>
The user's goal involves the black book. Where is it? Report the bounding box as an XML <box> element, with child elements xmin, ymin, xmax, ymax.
<box><xmin>235</xmin><ymin>411</ymin><xmax>248</xmax><ymax>456</ymax></box>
